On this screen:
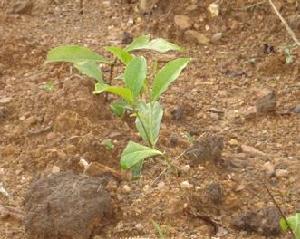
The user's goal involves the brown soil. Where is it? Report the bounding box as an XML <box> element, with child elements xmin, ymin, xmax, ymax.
<box><xmin>0</xmin><ymin>0</ymin><xmax>299</xmax><ymax>238</ymax></box>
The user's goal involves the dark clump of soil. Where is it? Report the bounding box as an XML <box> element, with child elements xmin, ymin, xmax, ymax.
<box><xmin>24</xmin><ymin>172</ymin><xmax>113</xmax><ymax>239</ymax></box>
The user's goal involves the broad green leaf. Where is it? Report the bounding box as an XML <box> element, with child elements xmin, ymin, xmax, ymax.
<box><xmin>280</xmin><ymin>217</ymin><xmax>289</xmax><ymax>232</ymax></box>
<box><xmin>135</xmin><ymin>101</ymin><xmax>163</xmax><ymax>146</ymax></box>
<box><xmin>74</xmin><ymin>61</ymin><xmax>103</xmax><ymax>82</ymax></box>
<box><xmin>93</xmin><ymin>83</ymin><xmax>133</xmax><ymax>103</ymax></box>
<box><xmin>146</xmin><ymin>38</ymin><xmax>182</xmax><ymax>53</ymax></box>
<box><xmin>295</xmin><ymin>213</ymin><xmax>300</xmax><ymax>238</ymax></box>
<box><xmin>282</xmin><ymin>214</ymin><xmax>300</xmax><ymax>238</ymax></box>
<box><xmin>125</xmin><ymin>35</ymin><xmax>150</xmax><ymax>52</ymax></box>
<box><xmin>124</xmin><ymin>56</ymin><xmax>147</xmax><ymax>97</ymax></box>
<box><xmin>105</xmin><ymin>46</ymin><xmax>133</xmax><ymax>64</ymax></box>
<box><xmin>110</xmin><ymin>99</ymin><xmax>128</xmax><ymax>117</ymax></box>
<box><xmin>120</xmin><ymin>141</ymin><xmax>162</xmax><ymax>169</ymax></box>
<box><xmin>46</xmin><ymin>45</ymin><xmax>109</xmax><ymax>64</ymax></box>
<box><xmin>151</xmin><ymin>58</ymin><xmax>190</xmax><ymax>101</ymax></box>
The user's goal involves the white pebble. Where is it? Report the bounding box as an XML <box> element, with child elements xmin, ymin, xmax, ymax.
<box><xmin>180</xmin><ymin>180</ymin><xmax>193</xmax><ymax>188</ymax></box>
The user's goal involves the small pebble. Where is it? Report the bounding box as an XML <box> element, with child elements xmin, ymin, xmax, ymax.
<box><xmin>157</xmin><ymin>181</ymin><xmax>165</xmax><ymax>189</ymax></box>
<box><xmin>52</xmin><ymin>166</ymin><xmax>61</xmax><ymax>174</ymax></box>
<box><xmin>122</xmin><ymin>185</ymin><xmax>131</xmax><ymax>193</ymax></box>
<box><xmin>180</xmin><ymin>180</ymin><xmax>193</xmax><ymax>188</ymax></box>
<box><xmin>229</xmin><ymin>139</ymin><xmax>239</xmax><ymax>146</ymax></box>
<box><xmin>263</xmin><ymin>161</ymin><xmax>275</xmax><ymax>177</ymax></box>
<box><xmin>275</xmin><ymin>169</ymin><xmax>288</xmax><ymax>178</ymax></box>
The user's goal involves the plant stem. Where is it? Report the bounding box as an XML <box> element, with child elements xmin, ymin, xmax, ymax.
<box><xmin>136</xmin><ymin>111</ymin><xmax>153</xmax><ymax>148</ymax></box>
<box><xmin>264</xmin><ymin>183</ymin><xmax>296</xmax><ymax>237</ymax></box>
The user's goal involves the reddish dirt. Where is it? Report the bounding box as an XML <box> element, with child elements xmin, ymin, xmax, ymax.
<box><xmin>0</xmin><ymin>0</ymin><xmax>299</xmax><ymax>238</ymax></box>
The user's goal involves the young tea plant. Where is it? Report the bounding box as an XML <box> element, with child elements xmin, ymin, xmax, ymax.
<box><xmin>46</xmin><ymin>35</ymin><xmax>190</xmax><ymax>176</ymax></box>
<box><xmin>280</xmin><ymin>211</ymin><xmax>300</xmax><ymax>239</ymax></box>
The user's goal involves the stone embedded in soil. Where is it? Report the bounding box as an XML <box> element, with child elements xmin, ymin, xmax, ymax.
<box><xmin>174</xmin><ymin>15</ymin><xmax>192</xmax><ymax>30</ymax></box>
<box><xmin>206</xmin><ymin>183</ymin><xmax>223</xmax><ymax>204</ymax></box>
<box><xmin>24</xmin><ymin>172</ymin><xmax>113</xmax><ymax>239</ymax></box>
<box><xmin>211</xmin><ymin>33</ymin><xmax>223</xmax><ymax>43</ymax></box>
<box><xmin>7</xmin><ymin>0</ymin><xmax>33</xmax><ymax>14</ymax></box>
<box><xmin>262</xmin><ymin>161</ymin><xmax>275</xmax><ymax>177</ymax></box>
<box><xmin>184</xmin><ymin>133</ymin><xmax>223</xmax><ymax>166</ymax></box>
<box><xmin>184</xmin><ymin>30</ymin><xmax>210</xmax><ymax>45</ymax></box>
<box><xmin>275</xmin><ymin>169</ymin><xmax>288</xmax><ymax>178</ymax></box>
<box><xmin>256</xmin><ymin>89</ymin><xmax>277</xmax><ymax>113</ymax></box>
<box><xmin>232</xmin><ymin>207</ymin><xmax>281</xmax><ymax>236</ymax></box>
<box><xmin>170</xmin><ymin>105</ymin><xmax>183</xmax><ymax>120</ymax></box>
<box><xmin>292</xmin><ymin>104</ymin><xmax>300</xmax><ymax>113</ymax></box>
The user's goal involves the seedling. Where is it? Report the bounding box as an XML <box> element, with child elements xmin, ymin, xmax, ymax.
<box><xmin>101</xmin><ymin>139</ymin><xmax>114</xmax><ymax>150</ymax></box>
<box><xmin>41</xmin><ymin>81</ymin><xmax>55</xmax><ymax>92</ymax></box>
<box><xmin>151</xmin><ymin>219</ymin><xmax>167</xmax><ymax>239</ymax></box>
<box><xmin>46</xmin><ymin>35</ymin><xmax>190</xmax><ymax>175</ymax></box>
<box><xmin>280</xmin><ymin>212</ymin><xmax>300</xmax><ymax>239</ymax></box>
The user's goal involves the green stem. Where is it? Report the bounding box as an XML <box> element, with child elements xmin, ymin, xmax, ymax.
<box><xmin>136</xmin><ymin>111</ymin><xmax>153</xmax><ymax>148</ymax></box>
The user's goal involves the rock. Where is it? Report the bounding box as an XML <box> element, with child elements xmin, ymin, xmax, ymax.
<box><xmin>180</xmin><ymin>180</ymin><xmax>193</xmax><ymax>188</ymax></box>
<box><xmin>184</xmin><ymin>30</ymin><xmax>210</xmax><ymax>45</ymax></box>
<box><xmin>51</xmin><ymin>166</ymin><xmax>60</xmax><ymax>174</ymax></box>
<box><xmin>121</xmin><ymin>32</ymin><xmax>133</xmax><ymax>45</ymax></box>
<box><xmin>140</xmin><ymin>0</ymin><xmax>159</xmax><ymax>13</ymax></box>
<box><xmin>206</xmin><ymin>183</ymin><xmax>223</xmax><ymax>204</ymax></box>
<box><xmin>169</xmin><ymin>133</ymin><xmax>179</xmax><ymax>147</ymax></box>
<box><xmin>211</xmin><ymin>33</ymin><xmax>223</xmax><ymax>43</ymax></box>
<box><xmin>232</xmin><ymin>207</ymin><xmax>281</xmax><ymax>236</ymax></box>
<box><xmin>292</xmin><ymin>104</ymin><xmax>300</xmax><ymax>113</ymax></box>
<box><xmin>262</xmin><ymin>162</ymin><xmax>275</xmax><ymax>177</ymax></box>
<box><xmin>208</xmin><ymin>3</ymin><xmax>219</xmax><ymax>17</ymax></box>
<box><xmin>24</xmin><ymin>172</ymin><xmax>113</xmax><ymax>239</ymax></box>
<box><xmin>243</xmin><ymin>106</ymin><xmax>257</xmax><ymax>120</ymax></box>
<box><xmin>241</xmin><ymin>144</ymin><xmax>267</xmax><ymax>157</ymax></box>
<box><xmin>122</xmin><ymin>185</ymin><xmax>131</xmax><ymax>193</ymax></box>
<box><xmin>7</xmin><ymin>0</ymin><xmax>33</xmax><ymax>14</ymax></box>
<box><xmin>174</xmin><ymin>15</ymin><xmax>192</xmax><ymax>30</ymax></box>
<box><xmin>0</xmin><ymin>107</ymin><xmax>6</xmax><ymax>120</ymax></box>
<box><xmin>184</xmin><ymin>133</ymin><xmax>223</xmax><ymax>166</ymax></box>
<box><xmin>84</xmin><ymin>162</ymin><xmax>121</xmax><ymax>181</ymax></box>
<box><xmin>170</xmin><ymin>105</ymin><xmax>183</xmax><ymax>120</ymax></box>
<box><xmin>275</xmin><ymin>169</ymin><xmax>288</xmax><ymax>178</ymax></box>
<box><xmin>157</xmin><ymin>181</ymin><xmax>165</xmax><ymax>189</ymax></box>
<box><xmin>256</xmin><ymin>89</ymin><xmax>276</xmax><ymax>113</ymax></box>
<box><xmin>228</xmin><ymin>139</ymin><xmax>239</xmax><ymax>146</ymax></box>
<box><xmin>0</xmin><ymin>97</ymin><xmax>12</xmax><ymax>104</ymax></box>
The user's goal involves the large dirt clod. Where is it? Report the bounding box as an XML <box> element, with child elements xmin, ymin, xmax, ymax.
<box><xmin>24</xmin><ymin>172</ymin><xmax>113</xmax><ymax>239</ymax></box>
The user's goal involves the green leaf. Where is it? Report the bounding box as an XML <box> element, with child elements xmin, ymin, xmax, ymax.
<box><xmin>46</xmin><ymin>45</ymin><xmax>109</xmax><ymax>64</ymax></box>
<box><xmin>120</xmin><ymin>141</ymin><xmax>162</xmax><ymax>169</ymax></box>
<box><xmin>146</xmin><ymin>38</ymin><xmax>182</xmax><ymax>53</ymax></box>
<box><xmin>151</xmin><ymin>58</ymin><xmax>190</xmax><ymax>101</ymax></box>
<box><xmin>151</xmin><ymin>220</ymin><xmax>166</xmax><ymax>239</ymax></box>
<box><xmin>124</xmin><ymin>56</ymin><xmax>147</xmax><ymax>97</ymax></box>
<box><xmin>280</xmin><ymin>217</ymin><xmax>289</xmax><ymax>232</ymax></box>
<box><xmin>110</xmin><ymin>99</ymin><xmax>128</xmax><ymax>117</ymax></box>
<box><xmin>101</xmin><ymin>139</ymin><xmax>114</xmax><ymax>150</ymax></box>
<box><xmin>93</xmin><ymin>83</ymin><xmax>133</xmax><ymax>103</ymax></box>
<box><xmin>105</xmin><ymin>46</ymin><xmax>133</xmax><ymax>64</ymax></box>
<box><xmin>135</xmin><ymin>101</ymin><xmax>163</xmax><ymax>146</ymax></box>
<box><xmin>125</xmin><ymin>35</ymin><xmax>151</xmax><ymax>52</ymax></box>
<box><xmin>41</xmin><ymin>81</ymin><xmax>55</xmax><ymax>92</ymax></box>
<box><xmin>74</xmin><ymin>61</ymin><xmax>103</xmax><ymax>82</ymax></box>
<box><xmin>295</xmin><ymin>212</ymin><xmax>300</xmax><ymax>239</ymax></box>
